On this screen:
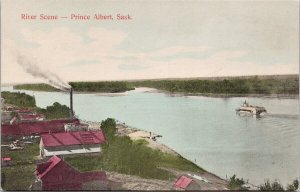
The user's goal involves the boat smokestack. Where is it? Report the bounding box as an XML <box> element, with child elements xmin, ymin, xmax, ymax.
<box><xmin>70</xmin><ymin>87</ymin><xmax>73</xmax><ymax>118</ymax></box>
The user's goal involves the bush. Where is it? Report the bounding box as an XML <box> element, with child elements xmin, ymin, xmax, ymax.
<box><xmin>287</xmin><ymin>179</ymin><xmax>299</xmax><ymax>191</ymax></box>
<box><xmin>259</xmin><ymin>179</ymin><xmax>284</xmax><ymax>191</ymax></box>
<box><xmin>228</xmin><ymin>174</ymin><xmax>246</xmax><ymax>190</ymax></box>
<box><xmin>100</xmin><ymin>118</ymin><xmax>117</xmax><ymax>141</ymax></box>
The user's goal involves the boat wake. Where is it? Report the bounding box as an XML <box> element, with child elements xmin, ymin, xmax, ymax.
<box><xmin>263</xmin><ymin>113</ymin><xmax>299</xmax><ymax>120</ymax></box>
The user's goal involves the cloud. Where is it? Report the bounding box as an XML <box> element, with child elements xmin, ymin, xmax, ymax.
<box><xmin>64</xmin><ymin>59</ymin><xmax>101</xmax><ymax>67</ymax></box>
<box><xmin>2</xmin><ymin>26</ymin><xmax>298</xmax><ymax>85</ymax></box>
<box><xmin>118</xmin><ymin>64</ymin><xmax>150</xmax><ymax>71</ymax></box>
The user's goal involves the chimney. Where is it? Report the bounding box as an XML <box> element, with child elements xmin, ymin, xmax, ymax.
<box><xmin>70</xmin><ymin>87</ymin><xmax>73</xmax><ymax>118</ymax></box>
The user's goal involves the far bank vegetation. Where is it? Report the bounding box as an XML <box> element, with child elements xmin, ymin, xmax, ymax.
<box><xmin>13</xmin><ymin>75</ymin><xmax>299</xmax><ymax>95</ymax></box>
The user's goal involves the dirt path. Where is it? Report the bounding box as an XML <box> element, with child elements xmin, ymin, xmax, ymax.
<box><xmin>107</xmin><ymin>171</ymin><xmax>174</xmax><ymax>190</ymax></box>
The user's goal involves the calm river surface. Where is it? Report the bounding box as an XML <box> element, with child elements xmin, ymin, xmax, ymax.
<box><xmin>2</xmin><ymin>87</ymin><xmax>299</xmax><ymax>185</ymax></box>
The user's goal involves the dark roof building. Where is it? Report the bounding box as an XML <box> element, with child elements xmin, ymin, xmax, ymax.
<box><xmin>34</xmin><ymin>155</ymin><xmax>107</xmax><ymax>190</ymax></box>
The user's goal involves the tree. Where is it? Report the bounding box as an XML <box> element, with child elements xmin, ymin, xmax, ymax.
<box><xmin>100</xmin><ymin>118</ymin><xmax>117</xmax><ymax>141</ymax></box>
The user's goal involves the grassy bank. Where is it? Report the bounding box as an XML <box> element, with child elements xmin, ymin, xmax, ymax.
<box><xmin>13</xmin><ymin>75</ymin><xmax>299</xmax><ymax>95</ymax></box>
<box><xmin>65</xmin><ymin>118</ymin><xmax>203</xmax><ymax>180</ymax></box>
<box><xmin>65</xmin><ymin>136</ymin><xmax>203</xmax><ymax>180</ymax></box>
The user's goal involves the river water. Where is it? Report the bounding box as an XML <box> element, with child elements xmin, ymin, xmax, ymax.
<box><xmin>2</xmin><ymin>87</ymin><xmax>299</xmax><ymax>185</ymax></box>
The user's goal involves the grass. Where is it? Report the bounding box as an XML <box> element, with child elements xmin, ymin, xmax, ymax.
<box><xmin>1</xmin><ymin>140</ymin><xmax>40</xmax><ymax>165</ymax></box>
<box><xmin>158</xmin><ymin>152</ymin><xmax>204</xmax><ymax>172</ymax></box>
<box><xmin>1</xmin><ymin>140</ymin><xmax>39</xmax><ymax>190</ymax></box>
<box><xmin>1</xmin><ymin>164</ymin><xmax>36</xmax><ymax>190</ymax></box>
<box><xmin>65</xmin><ymin>135</ymin><xmax>204</xmax><ymax>180</ymax></box>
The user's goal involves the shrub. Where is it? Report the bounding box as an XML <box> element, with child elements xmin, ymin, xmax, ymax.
<box><xmin>287</xmin><ymin>179</ymin><xmax>299</xmax><ymax>191</ymax></box>
<box><xmin>259</xmin><ymin>179</ymin><xmax>284</xmax><ymax>191</ymax></box>
<box><xmin>228</xmin><ymin>174</ymin><xmax>246</xmax><ymax>190</ymax></box>
<box><xmin>100</xmin><ymin>118</ymin><xmax>117</xmax><ymax>141</ymax></box>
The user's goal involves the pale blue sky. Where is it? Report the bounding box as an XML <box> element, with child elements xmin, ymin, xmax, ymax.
<box><xmin>2</xmin><ymin>0</ymin><xmax>299</xmax><ymax>84</ymax></box>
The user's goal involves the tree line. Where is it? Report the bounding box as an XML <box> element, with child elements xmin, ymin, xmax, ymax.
<box><xmin>13</xmin><ymin>75</ymin><xmax>299</xmax><ymax>95</ymax></box>
<box><xmin>1</xmin><ymin>91</ymin><xmax>70</xmax><ymax>120</ymax></box>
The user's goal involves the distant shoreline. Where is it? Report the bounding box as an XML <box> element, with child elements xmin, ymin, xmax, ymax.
<box><xmin>6</xmin><ymin>86</ymin><xmax>298</xmax><ymax>99</ymax></box>
<box><xmin>7</xmin><ymin>74</ymin><xmax>299</xmax><ymax>96</ymax></box>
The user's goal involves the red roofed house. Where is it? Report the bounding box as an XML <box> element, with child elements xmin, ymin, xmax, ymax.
<box><xmin>40</xmin><ymin>131</ymin><xmax>106</xmax><ymax>157</ymax></box>
<box><xmin>33</xmin><ymin>155</ymin><xmax>108</xmax><ymax>190</ymax></box>
<box><xmin>1</xmin><ymin>118</ymin><xmax>80</xmax><ymax>137</ymax></box>
<box><xmin>174</xmin><ymin>175</ymin><xmax>200</xmax><ymax>190</ymax></box>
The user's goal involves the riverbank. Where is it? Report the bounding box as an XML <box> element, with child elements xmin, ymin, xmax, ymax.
<box><xmin>81</xmin><ymin>119</ymin><xmax>230</xmax><ymax>190</ymax></box>
<box><xmin>130</xmin><ymin>87</ymin><xmax>299</xmax><ymax>99</ymax></box>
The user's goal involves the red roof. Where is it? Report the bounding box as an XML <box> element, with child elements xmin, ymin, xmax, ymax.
<box><xmin>174</xmin><ymin>175</ymin><xmax>193</xmax><ymax>189</ymax></box>
<box><xmin>36</xmin><ymin>155</ymin><xmax>62</xmax><ymax>179</ymax></box>
<box><xmin>1</xmin><ymin>119</ymin><xmax>80</xmax><ymax>136</ymax></box>
<box><xmin>36</xmin><ymin>155</ymin><xmax>106</xmax><ymax>190</ymax></box>
<box><xmin>41</xmin><ymin>131</ymin><xmax>105</xmax><ymax>147</ymax></box>
<box><xmin>1</xmin><ymin>157</ymin><xmax>12</xmax><ymax>161</ymax></box>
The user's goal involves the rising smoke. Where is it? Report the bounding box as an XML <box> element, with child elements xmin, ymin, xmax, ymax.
<box><xmin>17</xmin><ymin>54</ymin><xmax>71</xmax><ymax>91</ymax></box>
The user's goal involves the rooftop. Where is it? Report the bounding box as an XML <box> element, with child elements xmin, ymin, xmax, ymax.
<box><xmin>41</xmin><ymin>130</ymin><xmax>106</xmax><ymax>147</ymax></box>
<box><xmin>174</xmin><ymin>175</ymin><xmax>193</xmax><ymax>189</ymax></box>
<box><xmin>2</xmin><ymin>119</ymin><xmax>80</xmax><ymax>136</ymax></box>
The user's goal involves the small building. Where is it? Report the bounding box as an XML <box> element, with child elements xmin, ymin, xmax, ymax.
<box><xmin>33</xmin><ymin>155</ymin><xmax>107</xmax><ymax>190</ymax></box>
<box><xmin>174</xmin><ymin>175</ymin><xmax>201</xmax><ymax>190</ymax></box>
<box><xmin>1</xmin><ymin>157</ymin><xmax>12</xmax><ymax>167</ymax></box>
<box><xmin>40</xmin><ymin>131</ymin><xmax>105</xmax><ymax>157</ymax></box>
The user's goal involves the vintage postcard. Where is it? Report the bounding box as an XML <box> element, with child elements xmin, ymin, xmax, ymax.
<box><xmin>1</xmin><ymin>0</ymin><xmax>299</xmax><ymax>191</ymax></box>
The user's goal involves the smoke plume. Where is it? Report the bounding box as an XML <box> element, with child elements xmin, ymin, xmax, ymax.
<box><xmin>17</xmin><ymin>54</ymin><xmax>71</xmax><ymax>91</ymax></box>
